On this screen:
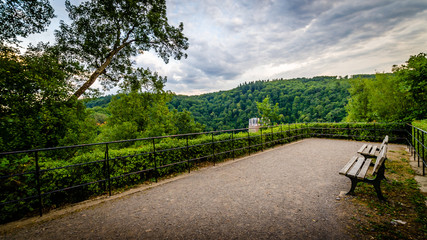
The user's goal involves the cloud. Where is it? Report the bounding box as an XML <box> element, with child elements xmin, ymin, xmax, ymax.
<box><xmin>133</xmin><ymin>0</ymin><xmax>427</xmax><ymax>95</ymax></box>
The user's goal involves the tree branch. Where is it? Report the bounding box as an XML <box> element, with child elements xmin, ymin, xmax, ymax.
<box><xmin>72</xmin><ymin>39</ymin><xmax>135</xmax><ymax>98</ymax></box>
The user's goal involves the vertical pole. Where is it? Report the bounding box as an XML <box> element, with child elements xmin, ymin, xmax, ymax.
<box><xmin>271</xmin><ymin>125</ymin><xmax>273</xmax><ymax>146</ymax></box>
<box><xmin>374</xmin><ymin>122</ymin><xmax>377</xmax><ymax>142</ymax></box>
<box><xmin>280</xmin><ymin>124</ymin><xmax>283</xmax><ymax>145</ymax></box>
<box><xmin>212</xmin><ymin>132</ymin><xmax>215</xmax><ymax>166</ymax></box>
<box><xmin>105</xmin><ymin>144</ymin><xmax>111</xmax><ymax>196</ymax></box>
<box><xmin>422</xmin><ymin>130</ymin><xmax>425</xmax><ymax>176</ymax></box>
<box><xmin>247</xmin><ymin>130</ymin><xmax>250</xmax><ymax>155</ymax></box>
<box><xmin>417</xmin><ymin>128</ymin><xmax>420</xmax><ymax>167</ymax></box>
<box><xmin>35</xmin><ymin>152</ymin><xmax>42</xmax><ymax>217</ymax></box>
<box><xmin>187</xmin><ymin>135</ymin><xmax>190</xmax><ymax>173</ymax></box>
<box><xmin>347</xmin><ymin>123</ymin><xmax>350</xmax><ymax>140</ymax></box>
<box><xmin>152</xmin><ymin>139</ymin><xmax>157</xmax><ymax>183</ymax></box>
<box><xmin>261</xmin><ymin>127</ymin><xmax>263</xmax><ymax>151</ymax></box>
<box><xmin>412</xmin><ymin>127</ymin><xmax>420</xmax><ymax>163</ymax></box>
<box><xmin>232</xmin><ymin>131</ymin><xmax>235</xmax><ymax>160</ymax></box>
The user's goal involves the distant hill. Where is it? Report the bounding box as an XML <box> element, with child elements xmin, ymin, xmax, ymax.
<box><xmin>85</xmin><ymin>75</ymin><xmax>369</xmax><ymax>131</ymax></box>
<box><xmin>169</xmin><ymin>76</ymin><xmax>353</xmax><ymax>130</ymax></box>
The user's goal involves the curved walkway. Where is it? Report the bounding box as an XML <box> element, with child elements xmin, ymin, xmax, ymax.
<box><xmin>2</xmin><ymin>139</ymin><xmax>371</xmax><ymax>239</ymax></box>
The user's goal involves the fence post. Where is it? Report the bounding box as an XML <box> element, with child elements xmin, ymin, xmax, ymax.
<box><xmin>232</xmin><ymin>131</ymin><xmax>235</xmax><ymax>160</ymax></box>
<box><xmin>152</xmin><ymin>139</ymin><xmax>157</xmax><ymax>183</ymax></box>
<box><xmin>422</xmin><ymin>130</ymin><xmax>425</xmax><ymax>176</ymax></box>
<box><xmin>347</xmin><ymin>123</ymin><xmax>350</xmax><ymax>139</ymax></box>
<box><xmin>247</xmin><ymin>130</ymin><xmax>250</xmax><ymax>155</ymax></box>
<box><xmin>35</xmin><ymin>151</ymin><xmax>42</xmax><ymax>217</ymax></box>
<box><xmin>212</xmin><ymin>132</ymin><xmax>215</xmax><ymax>166</ymax></box>
<box><xmin>261</xmin><ymin>127</ymin><xmax>263</xmax><ymax>152</ymax></box>
<box><xmin>187</xmin><ymin>135</ymin><xmax>190</xmax><ymax>173</ymax></box>
<box><xmin>417</xmin><ymin>128</ymin><xmax>420</xmax><ymax>167</ymax></box>
<box><xmin>271</xmin><ymin>125</ymin><xmax>273</xmax><ymax>146</ymax></box>
<box><xmin>374</xmin><ymin>122</ymin><xmax>377</xmax><ymax>141</ymax></box>
<box><xmin>413</xmin><ymin>127</ymin><xmax>420</xmax><ymax>163</ymax></box>
<box><xmin>280</xmin><ymin>124</ymin><xmax>283</xmax><ymax>145</ymax></box>
<box><xmin>105</xmin><ymin>144</ymin><xmax>111</xmax><ymax>196</ymax></box>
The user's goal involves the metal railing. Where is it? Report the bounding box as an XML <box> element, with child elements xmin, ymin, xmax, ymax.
<box><xmin>407</xmin><ymin>124</ymin><xmax>426</xmax><ymax>176</ymax></box>
<box><xmin>0</xmin><ymin>122</ymin><xmax>408</xmax><ymax>223</ymax></box>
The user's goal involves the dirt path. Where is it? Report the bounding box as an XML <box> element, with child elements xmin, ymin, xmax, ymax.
<box><xmin>1</xmin><ymin>138</ymin><xmax>378</xmax><ymax>239</ymax></box>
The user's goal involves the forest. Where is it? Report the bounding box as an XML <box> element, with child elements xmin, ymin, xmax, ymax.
<box><xmin>86</xmin><ymin>76</ymin><xmax>352</xmax><ymax>130</ymax></box>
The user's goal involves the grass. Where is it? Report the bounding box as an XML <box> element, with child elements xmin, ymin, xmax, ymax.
<box><xmin>345</xmin><ymin>148</ymin><xmax>427</xmax><ymax>239</ymax></box>
<box><xmin>413</xmin><ymin>119</ymin><xmax>427</xmax><ymax>131</ymax></box>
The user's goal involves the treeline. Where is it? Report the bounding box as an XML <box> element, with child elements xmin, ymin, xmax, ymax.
<box><xmin>346</xmin><ymin>53</ymin><xmax>427</xmax><ymax>122</ymax></box>
<box><xmin>168</xmin><ymin>76</ymin><xmax>351</xmax><ymax>130</ymax></box>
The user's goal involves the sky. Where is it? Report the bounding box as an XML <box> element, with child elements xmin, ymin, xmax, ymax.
<box><xmin>21</xmin><ymin>0</ymin><xmax>427</xmax><ymax>95</ymax></box>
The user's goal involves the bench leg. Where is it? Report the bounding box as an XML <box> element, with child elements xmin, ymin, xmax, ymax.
<box><xmin>346</xmin><ymin>178</ymin><xmax>358</xmax><ymax>196</ymax></box>
<box><xmin>373</xmin><ymin>180</ymin><xmax>386</xmax><ymax>201</ymax></box>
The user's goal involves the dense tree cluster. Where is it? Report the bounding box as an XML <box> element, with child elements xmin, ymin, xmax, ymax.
<box><xmin>168</xmin><ymin>76</ymin><xmax>351</xmax><ymax>130</ymax></box>
<box><xmin>0</xmin><ymin>0</ymin><xmax>189</xmax><ymax>151</ymax></box>
<box><xmin>346</xmin><ymin>53</ymin><xmax>427</xmax><ymax>122</ymax></box>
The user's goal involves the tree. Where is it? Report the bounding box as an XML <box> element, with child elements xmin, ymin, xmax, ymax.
<box><xmin>0</xmin><ymin>44</ymin><xmax>95</xmax><ymax>151</ymax></box>
<box><xmin>393</xmin><ymin>52</ymin><xmax>427</xmax><ymax>119</ymax></box>
<box><xmin>345</xmin><ymin>77</ymin><xmax>372</xmax><ymax>122</ymax></box>
<box><xmin>256</xmin><ymin>96</ymin><xmax>283</xmax><ymax>126</ymax></box>
<box><xmin>55</xmin><ymin>0</ymin><xmax>188</xmax><ymax>98</ymax></box>
<box><xmin>171</xmin><ymin>109</ymin><xmax>205</xmax><ymax>134</ymax></box>
<box><xmin>0</xmin><ymin>0</ymin><xmax>54</xmax><ymax>43</ymax></box>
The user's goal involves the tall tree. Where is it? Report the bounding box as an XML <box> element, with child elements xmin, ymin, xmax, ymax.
<box><xmin>0</xmin><ymin>44</ymin><xmax>95</xmax><ymax>151</ymax></box>
<box><xmin>256</xmin><ymin>96</ymin><xmax>283</xmax><ymax>126</ymax></box>
<box><xmin>55</xmin><ymin>0</ymin><xmax>188</xmax><ymax>98</ymax></box>
<box><xmin>393</xmin><ymin>52</ymin><xmax>427</xmax><ymax>119</ymax></box>
<box><xmin>0</xmin><ymin>0</ymin><xmax>54</xmax><ymax>43</ymax></box>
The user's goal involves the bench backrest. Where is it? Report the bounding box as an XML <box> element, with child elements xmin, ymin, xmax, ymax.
<box><xmin>379</xmin><ymin>135</ymin><xmax>389</xmax><ymax>151</ymax></box>
<box><xmin>372</xmin><ymin>145</ymin><xmax>387</xmax><ymax>175</ymax></box>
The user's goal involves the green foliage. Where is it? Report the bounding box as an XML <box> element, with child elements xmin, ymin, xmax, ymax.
<box><xmin>0</xmin><ymin>44</ymin><xmax>96</xmax><ymax>152</ymax></box>
<box><xmin>95</xmin><ymin>91</ymin><xmax>204</xmax><ymax>143</ymax></box>
<box><xmin>412</xmin><ymin>119</ymin><xmax>427</xmax><ymax>131</ymax></box>
<box><xmin>0</xmin><ymin>0</ymin><xmax>55</xmax><ymax>44</ymax></box>
<box><xmin>346</xmin><ymin>74</ymin><xmax>412</xmax><ymax>122</ymax></box>
<box><xmin>168</xmin><ymin>76</ymin><xmax>350</xmax><ymax>130</ymax></box>
<box><xmin>55</xmin><ymin>0</ymin><xmax>189</xmax><ymax>98</ymax></box>
<box><xmin>171</xmin><ymin>109</ymin><xmax>205</xmax><ymax>134</ymax></box>
<box><xmin>256</xmin><ymin>96</ymin><xmax>283</xmax><ymax>125</ymax></box>
<box><xmin>84</xmin><ymin>95</ymin><xmax>114</xmax><ymax>108</ymax></box>
<box><xmin>346</xmin><ymin>53</ymin><xmax>427</xmax><ymax>122</ymax></box>
<box><xmin>393</xmin><ymin>53</ymin><xmax>427</xmax><ymax>119</ymax></box>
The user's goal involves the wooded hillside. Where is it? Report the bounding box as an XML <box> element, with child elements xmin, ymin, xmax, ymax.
<box><xmin>168</xmin><ymin>76</ymin><xmax>352</xmax><ymax>130</ymax></box>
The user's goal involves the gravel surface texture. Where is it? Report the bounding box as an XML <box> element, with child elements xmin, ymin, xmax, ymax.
<box><xmin>2</xmin><ymin>138</ymin><xmax>369</xmax><ymax>239</ymax></box>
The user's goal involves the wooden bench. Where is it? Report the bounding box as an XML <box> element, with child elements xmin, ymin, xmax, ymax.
<box><xmin>357</xmin><ymin>135</ymin><xmax>388</xmax><ymax>158</ymax></box>
<box><xmin>339</xmin><ymin>146</ymin><xmax>388</xmax><ymax>200</ymax></box>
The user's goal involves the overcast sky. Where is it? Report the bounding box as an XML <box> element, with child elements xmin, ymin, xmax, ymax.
<box><xmin>21</xmin><ymin>0</ymin><xmax>427</xmax><ymax>95</ymax></box>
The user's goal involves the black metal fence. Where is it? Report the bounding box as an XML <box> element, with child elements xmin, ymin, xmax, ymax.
<box><xmin>0</xmin><ymin>122</ymin><xmax>410</xmax><ymax>223</ymax></box>
<box><xmin>407</xmin><ymin>124</ymin><xmax>427</xmax><ymax>176</ymax></box>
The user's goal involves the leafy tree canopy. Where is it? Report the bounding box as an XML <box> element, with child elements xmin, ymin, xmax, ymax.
<box><xmin>55</xmin><ymin>0</ymin><xmax>189</xmax><ymax>98</ymax></box>
<box><xmin>0</xmin><ymin>0</ymin><xmax>54</xmax><ymax>43</ymax></box>
<box><xmin>346</xmin><ymin>52</ymin><xmax>427</xmax><ymax>122</ymax></box>
<box><xmin>256</xmin><ymin>96</ymin><xmax>283</xmax><ymax>126</ymax></box>
<box><xmin>393</xmin><ymin>52</ymin><xmax>427</xmax><ymax>119</ymax></box>
<box><xmin>0</xmin><ymin>44</ymin><xmax>95</xmax><ymax>151</ymax></box>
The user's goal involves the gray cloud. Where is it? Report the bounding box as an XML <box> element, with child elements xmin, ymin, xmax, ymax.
<box><xmin>149</xmin><ymin>0</ymin><xmax>427</xmax><ymax>94</ymax></box>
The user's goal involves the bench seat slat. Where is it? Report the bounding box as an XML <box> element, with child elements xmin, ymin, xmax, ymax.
<box><xmin>347</xmin><ymin>157</ymin><xmax>366</xmax><ymax>177</ymax></box>
<box><xmin>339</xmin><ymin>156</ymin><xmax>358</xmax><ymax>175</ymax></box>
<box><xmin>372</xmin><ymin>146</ymin><xmax>387</xmax><ymax>175</ymax></box>
<box><xmin>357</xmin><ymin>158</ymin><xmax>372</xmax><ymax>180</ymax></box>
<box><xmin>369</xmin><ymin>145</ymin><xmax>378</xmax><ymax>155</ymax></box>
<box><xmin>357</xmin><ymin>144</ymin><xmax>367</xmax><ymax>154</ymax></box>
<box><xmin>364</xmin><ymin>145</ymin><xmax>373</xmax><ymax>154</ymax></box>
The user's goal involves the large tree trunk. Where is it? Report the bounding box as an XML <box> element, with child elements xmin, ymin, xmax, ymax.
<box><xmin>72</xmin><ymin>42</ymin><xmax>131</xmax><ymax>99</ymax></box>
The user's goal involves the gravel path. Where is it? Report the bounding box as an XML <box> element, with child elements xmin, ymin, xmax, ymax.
<box><xmin>2</xmin><ymin>138</ymin><xmax>366</xmax><ymax>239</ymax></box>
